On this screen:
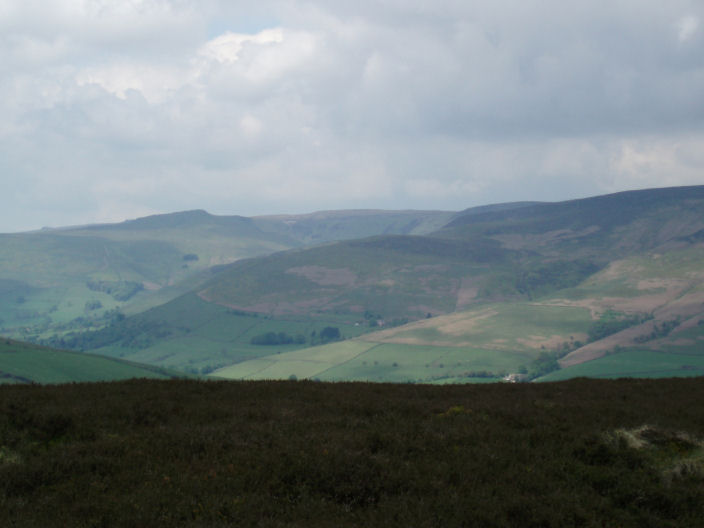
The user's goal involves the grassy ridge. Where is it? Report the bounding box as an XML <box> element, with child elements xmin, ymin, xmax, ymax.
<box><xmin>2</xmin><ymin>378</ymin><xmax>704</xmax><ymax>526</ymax></box>
<box><xmin>0</xmin><ymin>338</ymin><xmax>184</xmax><ymax>384</ymax></box>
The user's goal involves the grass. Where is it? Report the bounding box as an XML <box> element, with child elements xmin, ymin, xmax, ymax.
<box><xmin>0</xmin><ymin>339</ymin><xmax>184</xmax><ymax>384</ymax></box>
<box><xmin>372</xmin><ymin>303</ymin><xmax>592</xmax><ymax>349</ymax></box>
<box><xmin>213</xmin><ymin>341</ymin><xmax>375</xmax><ymax>380</ymax></box>
<box><xmin>214</xmin><ymin>340</ymin><xmax>533</xmax><ymax>383</ymax></box>
<box><xmin>2</xmin><ymin>377</ymin><xmax>704</xmax><ymax>526</ymax></box>
<box><xmin>538</xmin><ymin>348</ymin><xmax>704</xmax><ymax>381</ymax></box>
<box><xmin>64</xmin><ymin>294</ymin><xmax>373</xmax><ymax>373</ymax></box>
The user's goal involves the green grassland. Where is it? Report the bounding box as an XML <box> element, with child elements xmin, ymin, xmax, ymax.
<box><xmin>538</xmin><ymin>348</ymin><xmax>704</xmax><ymax>381</ymax></box>
<box><xmin>213</xmin><ymin>302</ymin><xmax>593</xmax><ymax>383</ymax></box>
<box><xmin>48</xmin><ymin>293</ymin><xmax>372</xmax><ymax>374</ymax></box>
<box><xmin>0</xmin><ymin>338</ymin><xmax>184</xmax><ymax>384</ymax></box>
<box><xmin>2</xmin><ymin>378</ymin><xmax>704</xmax><ymax>526</ymax></box>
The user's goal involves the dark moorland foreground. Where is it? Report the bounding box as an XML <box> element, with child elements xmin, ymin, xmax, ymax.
<box><xmin>2</xmin><ymin>378</ymin><xmax>704</xmax><ymax>527</ymax></box>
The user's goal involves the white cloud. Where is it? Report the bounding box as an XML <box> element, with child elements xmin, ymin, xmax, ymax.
<box><xmin>678</xmin><ymin>15</ymin><xmax>699</xmax><ymax>43</ymax></box>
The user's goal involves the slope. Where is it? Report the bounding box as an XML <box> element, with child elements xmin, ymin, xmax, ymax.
<box><xmin>214</xmin><ymin>245</ymin><xmax>704</xmax><ymax>383</ymax></box>
<box><xmin>0</xmin><ymin>208</ymin><xmax>452</xmax><ymax>343</ymax></box>
<box><xmin>208</xmin><ymin>186</ymin><xmax>704</xmax><ymax>382</ymax></box>
<box><xmin>0</xmin><ymin>338</ymin><xmax>184</xmax><ymax>384</ymax></box>
<box><xmin>199</xmin><ymin>186</ymin><xmax>704</xmax><ymax>322</ymax></box>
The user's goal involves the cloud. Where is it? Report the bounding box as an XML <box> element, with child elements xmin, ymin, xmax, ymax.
<box><xmin>678</xmin><ymin>15</ymin><xmax>699</xmax><ymax>43</ymax></box>
<box><xmin>1</xmin><ymin>0</ymin><xmax>704</xmax><ymax>232</ymax></box>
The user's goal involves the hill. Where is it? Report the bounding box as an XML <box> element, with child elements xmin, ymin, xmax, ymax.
<box><xmin>214</xmin><ymin>237</ymin><xmax>704</xmax><ymax>383</ymax></box>
<box><xmin>2</xmin><ymin>378</ymin><xmax>704</xmax><ymax>526</ymax></box>
<box><xmin>200</xmin><ymin>186</ymin><xmax>704</xmax><ymax>322</ymax></box>
<box><xmin>204</xmin><ymin>186</ymin><xmax>704</xmax><ymax>382</ymax></box>
<box><xmin>0</xmin><ymin>208</ymin><xmax>452</xmax><ymax>343</ymax></box>
<box><xmin>10</xmin><ymin>185</ymin><xmax>704</xmax><ymax>382</ymax></box>
<box><xmin>0</xmin><ymin>338</ymin><xmax>185</xmax><ymax>384</ymax></box>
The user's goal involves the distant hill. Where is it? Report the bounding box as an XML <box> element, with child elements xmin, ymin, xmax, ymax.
<box><xmin>0</xmin><ymin>338</ymin><xmax>185</xmax><ymax>384</ymax></box>
<box><xmin>7</xmin><ymin>185</ymin><xmax>704</xmax><ymax>383</ymax></box>
<box><xmin>253</xmin><ymin>209</ymin><xmax>455</xmax><ymax>244</ymax></box>
<box><xmin>200</xmin><ymin>186</ymin><xmax>704</xmax><ymax>382</ymax></box>
<box><xmin>0</xmin><ymin>208</ymin><xmax>452</xmax><ymax>343</ymax></box>
<box><xmin>199</xmin><ymin>186</ymin><xmax>704</xmax><ymax>320</ymax></box>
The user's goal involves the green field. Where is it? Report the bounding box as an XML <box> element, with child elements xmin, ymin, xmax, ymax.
<box><xmin>0</xmin><ymin>338</ymin><xmax>184</xmax><ymax>384</ymax></box>
<box><xmin>60</xmin><ymin>293</ymin><xmax>373</xmax><ymax>373</ymax></box>
<box><xmin>539</xmin><ymin>348</ymin><xmax>704</xmax><ymax>381</ymax></box>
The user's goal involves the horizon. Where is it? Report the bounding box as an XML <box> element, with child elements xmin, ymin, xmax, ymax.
<box><xmin>4</xmin><ymin>182</ymin><xmax>696</xmax><ymax>234</ymax></box>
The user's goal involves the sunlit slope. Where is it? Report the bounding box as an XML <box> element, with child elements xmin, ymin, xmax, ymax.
<box><xmin>214</xmin><ymin>245</ymin><xmax>704</xmax><ymax>383</ymax></box>
<box><xmin>0</xmin><ymin>338</ymin><xmax>183</xmax><ymax>384</ymax></box>
<box><xmin>212</xmin><ymin>302</ymin><xmax>594</xmax><ymax>382</ymax></box>
<box><xmin>553</xmin><ymin>247</ymin><xmax>704</xmax><ymax>367</ymax></box>
<box><xmin>55</xmin><ymin>293</ymin><xmax>371</xmax><ymax>374</ymax></box>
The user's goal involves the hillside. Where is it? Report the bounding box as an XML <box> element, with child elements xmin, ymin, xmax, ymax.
<box><xmin>9</xmin><ymin>185</ymin><xmax>704</xmax><ymax>383</ymax></box>
<box><xmin>0</xmin><ymin>209</ymin><xmax>451</xmax><ymax>343</ymax></box>
<box><xmin>204</xmin><ymin>186</ymin><xmax>704</xmax><ymax>382</ymax></box>
<box><xmin>2</xmin><ymin>378</ymin><xmax>704</xmax><ymax>526</ymax></box>
<box><xmin>216</xmin><ymin>247</ymin><xmax>704</xmax><ymax>383</ymax></box>
<box><xmin>0</xmin><ymin>338</ymin><xmax>184</xmax><ymax>384</ymax></box>
<box><xmin>201</xmin><ymin>186</ymin><xmax>704</xmax><ymax>320</ymax></box>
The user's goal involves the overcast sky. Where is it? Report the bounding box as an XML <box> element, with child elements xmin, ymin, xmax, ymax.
<box><xmin>2</xmin><ymin>0</ymin><xmax>703</xmax><ymax>232</ymax></box>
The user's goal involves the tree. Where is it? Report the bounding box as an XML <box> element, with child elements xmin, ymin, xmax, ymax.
<box><xmin>319</xmin><ymin>326</ymin><xmax>341</xmax><ymax>343</ymax></box>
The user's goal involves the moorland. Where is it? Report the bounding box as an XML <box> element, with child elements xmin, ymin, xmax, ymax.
<box><xmin>1</xmin><ymin>378</ymin><xmax>704</xmax><ymax>527</ymax></box>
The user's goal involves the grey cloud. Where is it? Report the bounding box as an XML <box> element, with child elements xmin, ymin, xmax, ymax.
<box><xmin>1</xmin><ymin>0</ymin><xmax>703</xmax><ymax>232</ymax></box>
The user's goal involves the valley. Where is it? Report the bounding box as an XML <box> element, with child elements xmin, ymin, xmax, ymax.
<box><xmin>1</xmin><ymin>186</ymin><xmax>704</xmax><ymax>384</ymax></box>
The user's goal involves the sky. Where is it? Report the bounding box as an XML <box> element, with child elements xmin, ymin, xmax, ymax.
<box><xmin>2</xmin><ymin>0</ymin><xmax>703</xmax><ymax>232</ymax></box>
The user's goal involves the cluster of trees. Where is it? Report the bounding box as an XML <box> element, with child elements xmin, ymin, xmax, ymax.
<box><xmin>42</xmin><ymin>316</ymin><xmax>175</xmax><ymax>351</ymax></box>
<box><xmin>86</xmin><ymin>280</ymin><xmax>144</xmax><ymax>302</ymax></box>
<box><xmin>515</xmin><ymin>260</ymin><xmax>601</xmax><ymax>300</ymax></box>
<box><xmin>250</xmin><ymin>326</ymin><xmax>342</xmax><ymax>347</ymax></box>
<box><xmin>84</xmin><ymin>300</ymin><xmax>103</xmax><ymax>312</ymax></box>
<box><xmin>587</xmin><ymin>310</ymin><xmax>652</xmax><ymax>342</ymax></box>
<box><xmin>250</xmin><ymin>332</ymin><xmax>306</xmax><ymax>346</ymax></box>
<box><xmin>634</xmin><ymin>318</ymin><xmax>681</xmax><ymax>343</ymax></box>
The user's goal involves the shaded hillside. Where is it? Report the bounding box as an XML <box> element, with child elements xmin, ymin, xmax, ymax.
<box><xmin>197</xmin><ymin>234</ymin><xmax>525</xmax><ymax>320</ymax></box>
<box><xmin>441</xmin><ymin>185</ymin><xmax>704</xmax><ymax>255</ymax></box>
<box><xmin>2</xmin><ymin>378</ymin><xmax>704</xmax><ymax>526</ymax></box>
<box><xmin>0</xmin><ymin>338</ymin><xmax>184</xmax><ymax>384</ymax></box>
<box><xmin>199</xmin><ymin>186</ymin><xmax>704</xmax><ymax>322</ymax></box>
